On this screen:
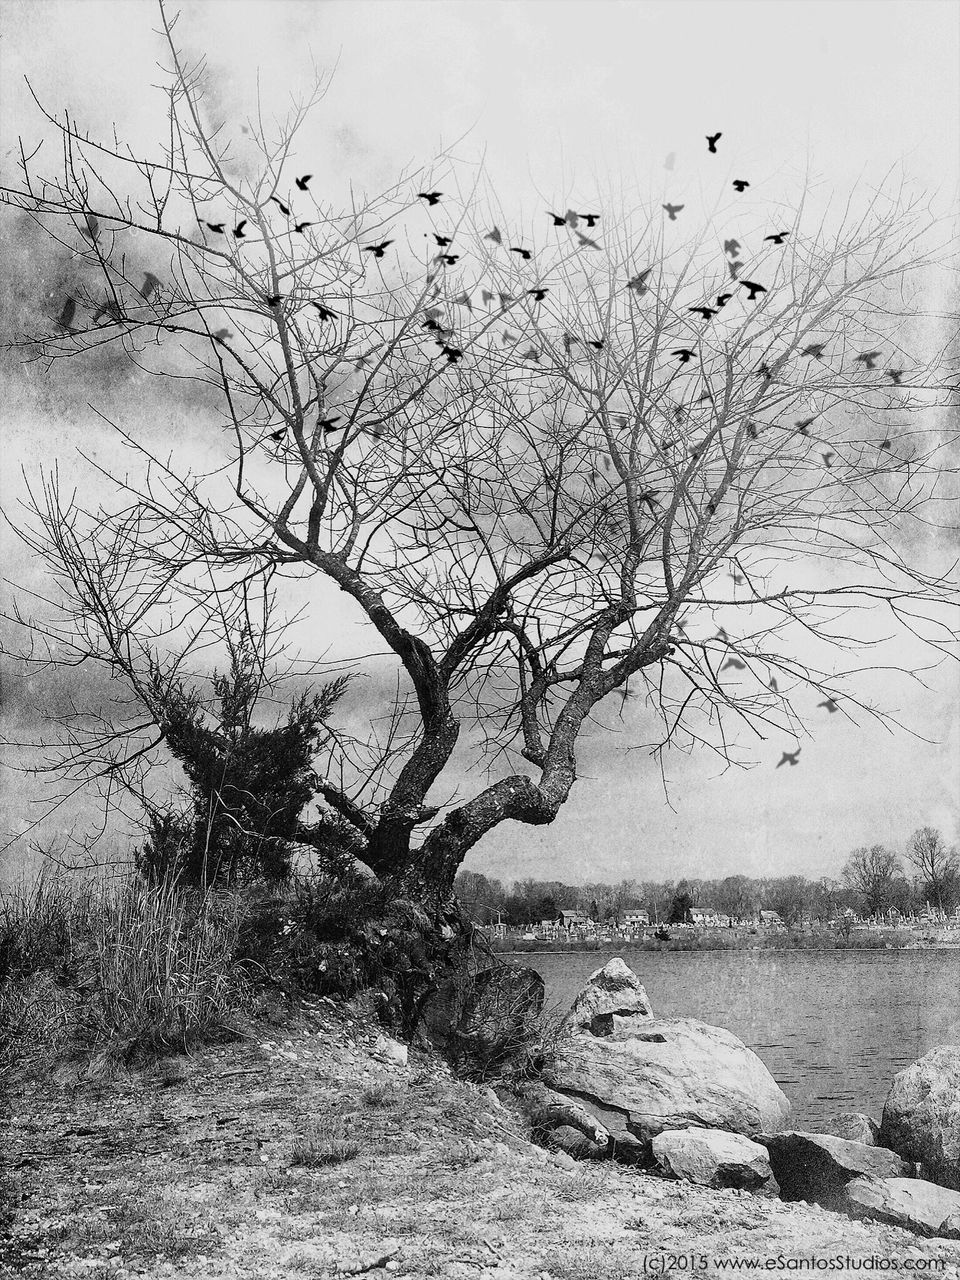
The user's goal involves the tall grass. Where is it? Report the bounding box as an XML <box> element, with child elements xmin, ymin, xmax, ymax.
<box><xmin>0</xmin><ymin>871</ymin><xmax>249</xmax><ymax>1077</ymax></box>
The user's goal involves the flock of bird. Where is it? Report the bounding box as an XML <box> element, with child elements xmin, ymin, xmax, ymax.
<box><xmin>52</xmin><ymin>130</ymin><xmax>906</xmax><ymax>770</ymax></box>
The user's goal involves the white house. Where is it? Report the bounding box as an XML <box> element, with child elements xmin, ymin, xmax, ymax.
<box><xmin>558</xmin><ymin>909</ymin><xmax>590</xmax><ymax>929</ymax></box>
<box><xmin>688</xmin><ymin>906</ymin><xmax>721</xmax><ymax>926</ymax></box>
<box><xmin>622</xmin><ymin>909</ymin><xmax>650</xmax><ymax>927</ymax></box>
<box><xmin>759</xmin><ymin>909</ymin><xmax>784</xmax><ymax>927</ymax></box>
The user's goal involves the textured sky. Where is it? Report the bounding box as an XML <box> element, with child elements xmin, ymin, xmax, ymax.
<box><xmin>1</xmin><ymin>0</ymin><xmax>958</xmax><ymax>886</ymax></box>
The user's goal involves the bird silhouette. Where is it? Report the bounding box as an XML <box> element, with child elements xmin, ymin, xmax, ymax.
<box><xmin>435</xmin><ymin>253</ymin><xmax>459</xmax><ymax>266</ymax></box>
<box><xmin>586</xmin><ymin>338</ymin><xmax>604</xmax><ymax>350</ymax></box>
<box><xmin>484</xmin><ymin>227</ymin><xmax>502</xmax><ymax>245</ymax></box>
<box><xmin>768</xmin><ymin>676</ymin><xmax>779</xmax><ymax>693</ymax></box>
<box><xmin>440</xmin><ymin>343</ymin><xmax>463</xmax><ymax>364</ymax></box>
<box><xmin>879</xmin><ymin>438</ymin><xmax>893</xmax><ymax>451</ymax></box>
<box><xmin>527</xmin><ymin>287</ymin><xmax>548</xmax><ymax>302</ymax></box>
<box><xmin>56</xmin><ymin>297</ymin><xmax>76</xmax><ymax>330</ymax></box>
<box><xmin>728</xmin><ymin>260</ymin><xmax>743</xmax><ymax>279</ymax></box>
<box><xmin>579</xmin><ymin>213</ymin><xmax>600</xmax><ymax>228</ymax></box>
<box><xmin>453</xmin><ymin>292</ymin><xmax>472</xmax><ymax>311</ymax></box>
<box><xmin>764</xmin><ymin>232</ymin><xmax>789</xmax><ymax>245</ymax></box>
<box><xmin>510</xmin><ymin>247</ymin><xmax>533</xmax><ymax>260</ymax></box>
<box><xmin>521</xmin><ymin>346</ymin><xmax>540</xmax><ymax>362</ymax></box>
<box><xmin>723</xmin><ymin>239</ymin><xmax>741</xmax><ymax>257</ymax></box>
<box><xmin>638</xmin><ymin>488</ymin><xmax>659</xmax><ymax>509</ymax></box>
<box><xmin>888</xmin><ymin>368</ymin><xmax>904</xmax><ymax>385</ymax></box>
<box><xmin>716</xmin><ymin>626</ymin><xmax>729</xmax><ymax>643</ymax></box>
<box><xmin>319</xmin><ymin>416</ymin><xmax>343</xmax><ymax>434</ymax></box>
<box><xmin>818</xmin><ymin>698</ymin><xmax>839</xmax><ymax>713</ymax></box>
<box><xmin>732</xmin><ymin>180</ymin><xmax>750</xmax><ymax>193</ymax></box>
<box><xmin>140</xmin><ymin>272</ymin><xmax>161</xmax><ymax>300</ymax></box>
<box><xmin>433</xmin><ymin>234</ymin><xmax>453</xmax><ymax>247</ymax></box>
<box><xmin>547</xmin><ymin>212</ymin><xmax>567</xmax><ymax>226</ymax></box>
<box><xmin>706</xmin><ymin>499</ymin><xmax>718</xmax><ymax>515</ymax></box>
<box><xmin>417</xmin><ymin>191</ymin><xmax>443</xmax><ymax>205</ymax></box>
<box><xmin>295</xmin><ymin>175</ymin><xmax>312</xmax><ymax>191</ymax></box>
<box><xmin>265</xmin><ymin>294</ymin><xmax>282</xmax><ymax>307</ymax></box>
<box><xmin>575</xmin><ymin>231</ymin><xmax>600</xmax><ymax>249</ymax></box>
<box><xmin>501</xmin><ymin>330</ymin><xmax>519</xmax><ymax>345</ymax></box>
<box><xmin>233</xmin><ymin>220</ymin><xmax>247</xmax><ymax>239</ymax></box>
<box><xmin>498</xmin><ymin>292</ymin><xmax>515</xmax><ymax>305</ymax></box>
<box><xmin>722</xmin><ymin>657</ymin><xmax>746</xmax><ymax>672</ymax></box>
<box><xmin>689</xmin><ymin>306</ymin><xmax>717</xmax><ymax>320</ymax></box>
<box><xmin>212</xmin><ymin>328</ymin><xmax>231</xmax><ymax>343</ymax></box>
<box><xmin>795</xmin><ymin>417</ymin><xmax>816</xmax><ymax>434</ymax></box>
<box><xmin>481</xmin><ymin>289</ymin><xmax>495</xmax><ymax>305</ymax></box>
<box><xmin>672</xmin><ymin>348</ymin><xmax>695</xmax><ymax>364</ymax></box>
<box><xmin>741</xmin><ymin>280</ymin><xmax>767</xmax><ymax>302</ymax></box>
<box><xmin>855</xmin><ymin>351</ymin><xmax>881</xmax><ymax>370</ymax></box>
<box><xmin>706</xmin><ymin>132</ymin><xmax>723</xmax><ymax>153</ymax></box>
<box><xmin>801</xmin><ymin>343</ymin><xmax>826</xmax><ymax>359</ymax></box>
<box><xmin>776</xmin><ymin>748</ymin><xmax>801</xmax><ymax>768</ymax></box>
<box><xmin>562</xmin><ymin>332</ymin><xmax>579</xmax><ymax>354</ymax></box>
<box><xmin>82</xmin><ymin>212</ymin><xmax>100</xmax><ymax>241</ymax></box>
<box><xmin>267</xmin><ymin>429</ymin><xmax>286</xmax><ymax>445</ymax></box>
<box><xmin>564</xmin><ymin>209</ymin><xmax>579</xmax><ymax>227</ymax></box>
<box><xmin>295</xmin><ymin>221</ymin><xmax>313</xmax><ymax>233</ymax></box>
<box><xmin>821</xmin><ymin>451</ymin><xmax>835</xmax><ymax>468</ymax></box>
<box><xmin>627</xmin><ymin>269</ymin><xmax>652</xmax><ymax>294</ymax></box>
<box><xmin>205</xmin><ymin>222</ymin><xmax>225</xmax><ymax>234</ymax></box>
<box><xmin>716</xmin><ymin>293</ymin><xmax>732</xmax><ymax>307</ymax></box>
<box><xmin>311</xmin><ymin>302</ymin><xmax>338</xmax><ymax>321</ymax></box>
<box><xmin>270</xmin><ymin>197</ymin><xmax>291</xmax><ymax>216</ymax></box>
<box><xmin>663</xmin><ymin>204</ymin><xmax>684</xmax><ymax>221</ymax></box>
<box><xmin>364</xmin><ymin>241</ymin><xmax>393</xmax><ymax>258</ymax></box>
<box><xmin>746</xmin><ymin>422</ymin><xmax>760</xmax><ymax>440</ymax></box>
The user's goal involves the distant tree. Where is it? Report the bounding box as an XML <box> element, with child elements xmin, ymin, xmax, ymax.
<box><xmin>716</xmin><ymin>874</ymin><xmax>757</xmax><ymax>922</ymax></box>
<box><xmin>842</xmin><ymin>845</ymin><xmax>904</xmax><ymax>917</ymax></box>
<box><xmin>668</xmin><ymin>884</ymin><xmax>694</xmax><ymax>924</ymax></box>
<box><xmin>453</xmin><ymin>869</ymin><xmax>506</xmax><ymax>923</ymax></box>
<box><xmin>905</xmin><ymin>827</ymin><xmax>960</xmax><ymax>914</ymax></box>
<box><xmin>764</xmin><ymin>875</ymin><xmax>812</xmax><ymax>926</ymax></box>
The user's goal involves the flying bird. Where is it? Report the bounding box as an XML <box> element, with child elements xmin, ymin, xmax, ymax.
<box><xmin>746</xmin><ymin>421</ymin><xmax>760</xmax><ymax>440</ymax></box>
<box><xmin>481</xmin><ymin>289</ymin><xmax>495</xmax><ymax>305</ymax></box>
<box><xmin>453</xmin><ymin>291</ymin><xmax>473</xmax><ymax>311</ymax></box>
<box><xmin>728</xmin><ymin>260</ymin><xmax>743</xmax><ymax>279</ymax></box>
<box><xmin>140</xmin><ymin>272</ymin><xmax>161</xmax><ymax>300</ymax></box>
<box><xmin>818</xmin><ymin>699</ymin><xmax>839</xmax><ymax>713</ymax></box>
<box><xmin>716</xmin><ymin>627</ymin><xmax>729</xmax><ymax>643</ymax></box>
<box><xmin>706</xmin><ymin>132</ymin><xmax>722</xmax><ymax>153</ymax></box>
<box><xmin>212</xmin><ymin>328</ymin><xmax>231</xmax><ymax>343</ymax></box>
<box><xmin>233</xmin><ymin>220</ymin><xmax>247</xmax><ymax>239</ymax></box>
<box><xmin>435</xmin><ymin>253</ymin><xmax>459</xmax><ymax>266</ymax></box>
<box><xmin>318</xmin><ymin>416</ymin><xmax>343</xmax><ymax>434</ymax></box>
<box><xmin>627</xmin><ymin>269</ymin><xmax>652</xmax><ymax>294</ymax></box>
<box><xmin>579</xmin><ymin>213</ymin><xmax>600</xmax><ymax>228</ymax></box>
<box><xmin>776</xmin><ymin>748</ymin><xmax>801</xmax><ymax>768</ymax></box>
<box><xmin>672</xmin><ymin>348</ymin><xmax>695</xmax><ymax>364</ymax></box>
<box><xmin>764</xmin><ymin>232</ymin><xmax>789</xmax><ymax>245</ymax></box>
<box><xmin>295</xmin><ymin>175</ymin><xmax>312</xmax><ymax>191</ymax></box>
<box><xmin>888</xmin><ymin>368</ymin><xmax>904</xmax><ymax>385</ymax></box>
<box><xmin>716</xmin><ymin>293</ymin><xmax>732</xmax><ymax>307</ymax></box>
<box><xmin>205</xmin><ymin>222</ymin><xmax>225</xmax><ymax>234</ymax></box>
<box><xmin>768</xmin><ymin>676</ymin><xmax>779</xmax><ymax>693</ymax></box>
<box><xmin>510</xmin><ymin>246</ymin><xmax>533</xmax><ymax>260</ymax></box>
<box><xmin>484</xmin><ymin>227</ymin><xmax>502</xmax><ymax>245</ymax></box>
<box><xmin>433</xmin><ymin>234</ymin><xmax>453</xmax><ymax>247</ymax></box>
<box><xmin>575</xmin><ymin>231</ymin><xmax>600</xmax><ymax>249</ymax></box>
<box><xmin>722</xmin><ymin>657</ymin><xmax>746</xmax><ymax>671</ymax></box>
<box><xmin>732</xmin><ymin>180</ymin><xmax>750</xmax><ymax>193</ymax></box>
<box><xmin>821</xmin><ymin>451</ymin><xmax>835</xmax><ymax>468</ymax></box>
<box><xmin>521</xmin><ymin>346</ymin><xmax>540</xmax><ymax>362</ymax></box>
<box><xmin>548</xmin><ymin>212</ymin><xmax>567</xmax><ymax>226</ymax></box>
<box><xmin>269</xmin><ymin>197</ymin><xmax>291</xmax><ymax>216</ymax></box>
<box><xmin>82</xmin><ymin>212</ymin><xmax>100</xmax><ymax>241</ymax></box>
<box><xmin>56</xmin><ymin>297</ymin><xmax>76</xmax><ymax>330</ymax></box>
<box><xmin>527</xmin><ymin>287</ymin><xmax>548</xmax><ymax>302</ymax></box>
<box><xmin>663</xmin><ymin>203</ymin><xmax>684</xmax><ymax>221</ymax></box>
<box><xmin>562</xmin><ymin>332</ymin><xmax>579</xmax><ymax>354</ymax></box>
<box><xmin>417</xmin><ymin>191</ymin><xmax>443</xmax><ymax>205</ymax></box>
<box><xmin>265</xmin><ymin>294</ymin><xmax>282</xmax><ymax>307</ymax></box>
<box><xmin>439</xmin><ymin>343</ymin><xmax>463</xmax><ymax>364</ymax></box>
<box><xmin>294</xmin><ymin>221</ymin><xmax>314</xmax><ymax>233</ymax></box>
<box><xmin>741</xmin><ymin>280</ymin><xmax>767</xmax><ymax>302</ymax></box>
<box><xmin>498</xmin><ymin>292</ymin><xmax>515</xmax><ymax>306</ymax></box>
<box><xmin>364</xmin><ymin>241</ymin><xmax>393</xmax><ymax>258</ymax></box>
<box><xmin>586</xmin><ymin>338</ymin><xmax>604</xmax><ymax>350</ymax></box>
<box><xmin>688</xmin><ymin>306</ymin><xmax>717</xmax><ymax>320</ymax></box>
<box><xmin>801</xmin><ymin>343</ymin><xmax>826</xmax><ymax>359</ymax></box>
<box><xmin>311</xmin><ymin>302</ymin><xmax>338</xmax><ymax>321</ymax></box>
<box><xmin>268</xmin><ymin>429</ymin><xmax>286</xmax><ymax>443</ymax></box>
<box><xmin>501</xmin><ymin>330</ymin><xmax>519</xmax><ymax>345</ymax></box>
<box><xmin>795</xmin><ymin>417</ymin><xmax>817</xmax><ymax>433</ymax></box>
<box><xmin>855</xmin><ymin>351</ymin><xmax>881</xmax><ymax>370</ymax></box>
<box><xmin>723</xmin><ymin>239</ymin><xmax>741</xmax><ymax>257</ymax></box>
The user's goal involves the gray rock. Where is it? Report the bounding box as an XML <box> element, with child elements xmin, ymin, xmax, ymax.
<box><xmin>563</xmin><ymin>957</ymin><xmax>654</xmax><ymax>1037</ymax></box>
<box><xmin>879</xmin><ymin>1046</ymin><xmax>960</xmax><ymax>1190</ymax></box>
<box><xmin>517</xmin><ymin>1081</ymin><xmax>610</xmax><ymax>1149</ymax></box>
<box><xmin>765</xmin><ymin>1130</ymin><xmax>910</xmax><ymax>1210</ymax></box>
<box><xmin>372</xmin><ymin>1035</ymin><xmax>408</xmax><ymax>1066</ymax></box>
<box><xmin>821</xmin><ymin>1112</ymin><xmax>879</xmax><ymax>1146</ymax></box>
<box><xmin>652</xmin><ymin>1126</ymin><xmax>776</xmax><ymax>1193</ymax></box>
<box><xmin>544</xmin><ymin>1123</ymin><xmax>608</xmax><ymax>1161</ymax></box>
<box><xmin>843</xmin><ymin>1175</ymin><xmax>960</xmax><ymax>1239</ymax></box>
<box><xmin>545</xmin><ymin>1015</ymin><xmax>791</xmax><ymax>1143</ymax></box>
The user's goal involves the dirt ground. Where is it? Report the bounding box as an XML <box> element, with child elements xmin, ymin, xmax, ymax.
<box><xmin>3</xmin><ymin>996</ymin><xmax>960</xmax><ymax>1279</ymax></box>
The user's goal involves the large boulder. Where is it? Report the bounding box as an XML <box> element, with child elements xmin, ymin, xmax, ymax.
<box><xmin>652</xmin><ymin>1126</ymin><xmax>776</xmax><ymax>1193</ymax></box>
<box><xmin>765</xmin><ymin>1130</ymin><xmax>910</xmax><ymax>1210</ymax></box>
<box><xmin>562</xmin><ymin>957</ymin><xmax>654</xmax><ymax>1037</ymax></box>
<box><xmin>545</xmin><ymin>1015</ymin><xmax>791</xmax><ymax>1142</ymax></box>
<box><xmin>821</xmin><ymin>1112</ymin><xmax>879</xmax><ymax>1146</ymax></box>
<box><xmin>843</xmin><ymin>1176</ymin><xmax>960</xmax><ymax>1240</ymax></box>
<box><xmin>879</xmin><ymin>1046</ymin><xmax>960</xmax><ymax>1190</ymax></box>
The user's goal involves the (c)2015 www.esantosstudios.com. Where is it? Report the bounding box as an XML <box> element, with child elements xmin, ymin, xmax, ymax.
<box><xmin>639</xmin><ymin>1256</ymin><xmax>951</xmax><ymax>1273</ymax></box>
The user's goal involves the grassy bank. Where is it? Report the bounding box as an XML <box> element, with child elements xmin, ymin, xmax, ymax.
<box><xmin>4</xmin><ymin>993</ymin><xmax>959</xmax><ymax>1279</ymax></box>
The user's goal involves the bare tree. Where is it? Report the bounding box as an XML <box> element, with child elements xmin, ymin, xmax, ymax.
<box><xmin>842</xmin><ymin>845</ymin><xmax>905</xmax><ymax>917</ymax></box>
<box><xmin>905</xmin><ymin>826</ymin><xmax>960</xmax><ymax>914</ymax></box>
<box><xmin>1</xmin><ymin>1</ymin><xmax>958</xmax><ymax>898</ymax></box>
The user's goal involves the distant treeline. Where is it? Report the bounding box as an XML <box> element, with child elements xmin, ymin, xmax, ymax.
<box><xmin>455</xmin><ymin>827</ymin><xmax>959</xmax><ymax>926</ymax></box>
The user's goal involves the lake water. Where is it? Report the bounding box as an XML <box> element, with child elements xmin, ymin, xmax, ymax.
<box><xmin>510</xmin><ymin>947</ymin><xmax>960</xmax><ymax>1129</ymax></box>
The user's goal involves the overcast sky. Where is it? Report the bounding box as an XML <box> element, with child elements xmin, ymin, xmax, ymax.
<box><xmin>1</xmin><ymin>0</ymin><xmax>958</xmax><ymax>887</ymax></box>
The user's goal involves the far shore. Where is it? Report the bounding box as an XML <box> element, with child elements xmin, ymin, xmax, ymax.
<box><xmin>491</xmin><ymin>924</ymin><xmax>960</xmax><ymax>954</ymax></box>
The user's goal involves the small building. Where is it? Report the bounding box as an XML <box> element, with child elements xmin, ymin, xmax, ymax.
<box><xmin>688</xmin><ymin>906</ymin><xmax>721</xmax><ymax>926</ymax></box>
<box><xmin>622</xmin><ymin>909</ymin><xmax>650</xmax><ymax>927</ymax></box>
<box><xmin>759</xmin><ymin>909</ymin><xmax>784</xmax><ymax>927</ymax></box>
<box><xmin>558</xmin><ymin>909</ymin><xmax>589</xmax><ymax>929</ymax></box>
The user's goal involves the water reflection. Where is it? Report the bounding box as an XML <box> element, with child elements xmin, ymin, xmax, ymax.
<box><xmin>518</xmin><ymin>947</ymin><xmax>960</xmax><ymax>1127</ymax></box>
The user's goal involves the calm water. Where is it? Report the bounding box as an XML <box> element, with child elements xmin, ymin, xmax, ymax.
<box><xmin>511</xmin><ymin>948</ymin><xmax>960</xmax><ymax>1129</ymax></box>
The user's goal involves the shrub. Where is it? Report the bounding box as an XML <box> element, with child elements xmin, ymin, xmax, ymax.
<box><xmin>289</xmin><ymin>1131</ymin><xmax>361</xmax><ymax>1167</ymax></box>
